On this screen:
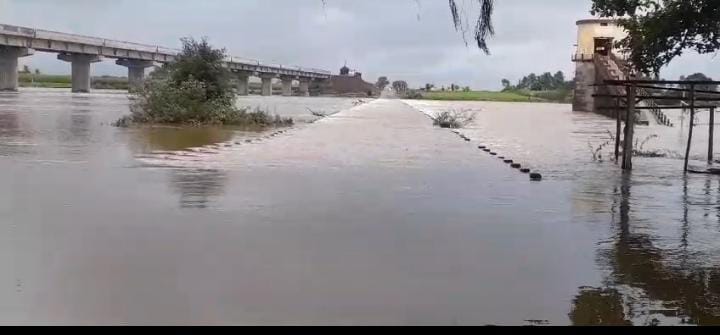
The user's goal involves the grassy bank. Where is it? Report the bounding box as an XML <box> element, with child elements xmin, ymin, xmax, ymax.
<box><xmin>420</xmin><ymin>89</ymin><xmax>572</xmax><ymax>103</ymax></box>
<box><xmin>18</xmin><ymin>73</ymin><xmax>129</xmax><ymax>90</ymax></box>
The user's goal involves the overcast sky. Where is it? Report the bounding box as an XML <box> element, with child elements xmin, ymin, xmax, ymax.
<box><xmin>1</xmin><ymin>0</ymin><xmax>717</xmax><ymax>90</ymax></box>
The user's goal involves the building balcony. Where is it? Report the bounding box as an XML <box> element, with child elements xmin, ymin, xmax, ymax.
<box><xmin>572</xmin><ymin>53</ymin><xmax>595</xmax><ymax>62</ymax></box>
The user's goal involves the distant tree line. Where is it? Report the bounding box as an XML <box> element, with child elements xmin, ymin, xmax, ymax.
<box><xmin>653</xmin><ymin>72</ymin><xmax>717</xmax><ymax>106</ymax></box>
<box><xmin>502</xmin><ymin>71</ymin><xmax>574</xmax><ymax>91</ymax></box>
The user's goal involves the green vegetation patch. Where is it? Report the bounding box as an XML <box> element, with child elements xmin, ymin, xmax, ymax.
<box><xmin>423</xmin><ymin>91</ymin><xmax>545</xmax><ymax>102</ymax></box>
<box><xmin>115</xmin><ymin>37</ymin><xmax>292</xmax><ymax>128</ymax></box>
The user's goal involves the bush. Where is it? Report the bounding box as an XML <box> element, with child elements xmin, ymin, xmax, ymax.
<box><xmin>115</xmin><ymin>37</ymin><xmax>291</xmax><ymax>128</ymax></box>
<box><xmin>431</xmin><ymin>109</ymin><xmax>477</xmax><ymax>128</ymax></box>
<box><xmin>403</xmin><ymin>90</ymin><xmax>424</xmax><ymax>99</ymax></box>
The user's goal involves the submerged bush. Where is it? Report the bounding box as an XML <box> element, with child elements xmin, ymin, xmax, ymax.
<box><xmin>431</xmin><ymin>109</ymin><xmax>477</xmax><ymax>129</ymax></box>
<box><xmin>114</xmin><ymin>37</ymin><xmax>291</xmax><ymax>128</ymax></box>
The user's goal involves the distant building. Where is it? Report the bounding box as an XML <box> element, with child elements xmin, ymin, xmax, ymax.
<box><xmin>317</xmin><ymin>64</ymin><xmax>379</xmax><ymax>97</ymax></box>
<box><xmin>340</xmin><ymin>65</ymin><xmax>350</xmax><ymax>76</ymax></box>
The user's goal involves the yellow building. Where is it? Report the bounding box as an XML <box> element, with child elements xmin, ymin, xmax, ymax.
<box><xmin>572</xmin><ymin>19</ymin><xmax>627</xmax><ymax>112</ymax></box>
<box><xmin>574</xmin><ymin>19</ymin><xmax>627</xmax><ymax>60</ymax></box>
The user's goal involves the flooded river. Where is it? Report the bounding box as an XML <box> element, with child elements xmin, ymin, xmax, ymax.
<box><xmin>1</xmin><ymin>89</ymin><xmax>719</xmax><ymax>325</ymax></box>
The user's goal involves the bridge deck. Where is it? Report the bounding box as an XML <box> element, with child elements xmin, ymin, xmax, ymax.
<box><xmin>0</xmin><ymin>23</ymin><xmax>330</xmax><ymax>79</ymax></box>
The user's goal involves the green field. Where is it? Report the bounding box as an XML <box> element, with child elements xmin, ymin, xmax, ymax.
<box><xmin>421</xmin><ymin>89</ymin><xmax>572</xmax><ymax>103</ymax></box>
<box><xmin>18</xmin><ymin>73</ymin><xmax>129</xmax><ymax>90</ymax></box>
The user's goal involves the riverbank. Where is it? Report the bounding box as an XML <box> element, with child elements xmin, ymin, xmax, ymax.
<box><xmin>19</xmin><ymin>73</ymin><xmax>129</xmax><ymax>90</ymax></box>
<box><xmin>419</xmin><ymin>89</ymin><xmax>572</xmax><ymax>103</ymax></box>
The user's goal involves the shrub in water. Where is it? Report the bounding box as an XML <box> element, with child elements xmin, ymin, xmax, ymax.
<box><xmin>114</xmin><ymin>37</ymin><xmax>291</xmax><ymax>127</ymax></box>
<box><xmin>431</xmin><ymin>109</ymin><xmax>477</xmax><ymax>129</ymax></box>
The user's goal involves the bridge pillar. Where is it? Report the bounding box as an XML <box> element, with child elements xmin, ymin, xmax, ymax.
<box><xmin>58</xmin><ymin>53</ymin><xmax>102</xmax><ymax>93</ymax></box>
<box><xmin>280</xmin><ymin>76</ymin><xmax>294</xmax><ymax>97</ymax></box>
<box><xmin>298</xmin><ymin>78</ymin><xmax>311</xmax><ymax>97</ymax></box>
<box><xmin>116</xmin><ymin>59</ymin><xmax>154</xmax><ymax>90</ymax></box>
<box><xmin>260</xmin><ymin>74</ymin><xmax>274</xmax><ymax>96</ymax></box>
<box><xmin>236</xmin><ymin>71</ymin><xmax>251</xmax><ymax>96</ymax></box>
<box><xmin>0</xmin><ymin>47</ymin><xmax>34</xmax><ymax>91</ymax></box>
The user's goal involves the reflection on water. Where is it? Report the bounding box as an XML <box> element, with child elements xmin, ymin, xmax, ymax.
<box><xmin>0</xmin><ymin>104</ymin><xmax>31</xmax><ymax>157</ymax></box>
<box><xmin>577</xmin><ymin>173</ymin><xmax>720</xmax><ymax>326</ymax></box>
<box><xmin>129</xmin><ymin>127</ymin><xmax>237</xmax><ymax>153</ymax></box>
<box><xmin>408</xmin><ymin>100</ymin><xmax>720</xmax><ymax>326</ymax></box>
<box><xmin>570</xmin><ymin>287</ymin><xmax>631</xmax><ymax>326</ymax></box>
<box><xmin>170</xmin><ymin>169</ymin><xmax>227</xmax><ymax>209</ymax></box>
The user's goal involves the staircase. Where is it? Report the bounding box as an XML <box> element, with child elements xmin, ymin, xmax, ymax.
<box><xmin>594</xmin><ymin>55</ymin><xmax>649</xmax><ymax>124</ymax></box>
<box><xmin>607</xmin><ymin>54</ymin><xmax>674</xmax><ymax>127</ymax></box>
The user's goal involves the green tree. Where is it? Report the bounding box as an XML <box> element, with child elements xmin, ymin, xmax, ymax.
<box><xmin>591</xmin><ymin>0</ymin><xmax>720</xmax><ymax>75</ymax></box>
<box><xmin>501</xmin><ymin>78</ymin><xmax>511</xmax><ymax>90</ymax></box>
<box><xmin>682</xmin><ymin>73</ymin><xmax>716</xmax><ymax>92</ymax></box>
<box><xmin>538</xmin><ymin>72</ymin><xmax>554</xmax><ymax>90</ymax></box>
<box><xmin>525</xmin><ymin>73</ymin><xmax>538</xmax><ymax>90</ymax></box>
<box><xmin>116</xmin><ymin>37</ymin><xmax>291</xmax><ymax>127</ymax></box>
<box><xmin>168</xmin><ymin>37</ymin><xmax>233</xmax><ymax>103</ymax></box>
<box><xmin>34</xmin><ymin>68</ymin><xmax>40</xmax><ymax>75</ymax></box>
<box><xmin>553</xmin><ymin>71</ymin><xmax>565</xmax><ymax>88</ymax></box>
<box><xmin>392</xmin><ymin>80</ymin><xmax>408</xmax><ymax>93</ymax></box>
<box><xmin>376</xmin><ymin>76</ymin><xmax>390</xmax><ymax>90</ymax></box>
<box><xmin>425</xmin><ymin>83</ymin><xmax>435</xmax><ymax>91</ymax></box>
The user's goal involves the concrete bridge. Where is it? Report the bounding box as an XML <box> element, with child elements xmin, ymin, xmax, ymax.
<box><xmin>0</xmin><ymin>23</ymin><xmax>331</xmax><ymax>94</ymax></box>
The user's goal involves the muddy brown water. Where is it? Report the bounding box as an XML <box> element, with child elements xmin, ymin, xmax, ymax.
<box><xmin>0</xmin><ymin>88</ymin><xmax>718</xmax><ymax>325</ymax></box>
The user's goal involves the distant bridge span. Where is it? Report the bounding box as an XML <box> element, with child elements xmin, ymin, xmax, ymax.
<box><xmin>0</xmin><ymin>23</ymin><xmax>331</xmax><ymax>94</ymax></box>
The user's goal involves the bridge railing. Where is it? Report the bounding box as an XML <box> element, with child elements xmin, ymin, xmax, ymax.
<box><xmin>2</xmin><ymin>23</ymin><xmax>330</xmax><ymax>76</ymax></box>
<box><xmin>225</xmin><ymin>55</ymin><xmax>330</xmax><ymax>76</ymax></box>
<box><xmin>1</xmin><ymin>23</ymin><xmax>178</xmax><ymax>55</ymax></box>
<box><xmin>0</xmin><ymin>24</ymin><xmax>35</xmax><ymax>37</ymax></box>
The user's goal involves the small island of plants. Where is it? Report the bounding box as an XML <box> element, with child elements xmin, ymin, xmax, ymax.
<box><xmin>115</xmin><ymin>38</ymin><xmax>292</xmax><ymax>128</ymax></box>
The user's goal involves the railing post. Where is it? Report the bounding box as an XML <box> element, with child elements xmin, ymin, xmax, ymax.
<box><xmin>710</xmin><ymin>106</ymin><xmax>715</xmax><ymax>164</ymax></box>
<box><xmin>615</xmin><ymin>97</ymin><xmax>621</xmax><ymax>164</ymax></box>
<box><xmin>622</xmin><ymin>83</ymin><xmax>636</xmax><ymax>170</ymax></box>
<box><xmin>684</xmin><ymin>84</ymin><xmax>696</xmax><ymax>173</ymax></box>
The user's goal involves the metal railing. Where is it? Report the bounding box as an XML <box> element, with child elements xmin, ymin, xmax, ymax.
<box><xmin>607</xmin><ymin>53</ymin><xmax>674</xmax><ymax>127</ymax></box>
<box><xmin>572</xmin><ymin>53</ymin><xmax>594</xmax><ymax>62</ymax></box>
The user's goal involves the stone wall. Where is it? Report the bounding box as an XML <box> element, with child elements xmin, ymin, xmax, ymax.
<box><xmin>573</xmin><ymin>62</ymin><xmax>596</xmax><ymax>113</ymax></box>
